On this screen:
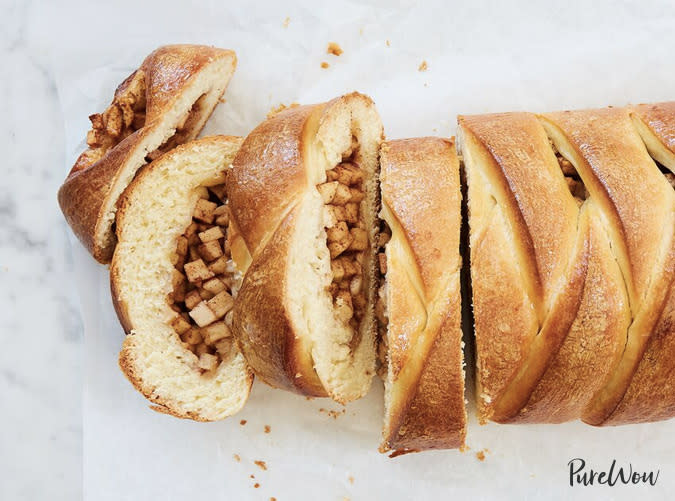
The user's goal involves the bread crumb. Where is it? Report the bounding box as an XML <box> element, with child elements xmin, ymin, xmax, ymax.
<box><xmin>327</xmin><ymin>42</ymin><xmax>343</xmax><ymax>56</ymax></box>
<box><xmin>250</xmin><ymin>474</ymin><xmax>255</xmax><ymax>479</ymax></box>
<box><xmin>320</xmin><ymin>62</ymin><xmax>330</xmax><ymax>69</ymax></box>
<box><xmin>233</xmin><ymin>454</ymin><xmax>241</xmax><ymax>462</ymax></box>
<box><xmin>254</xmin><ymin>460</ymin><xmax>268</xmax><ymax>471</ymax></box>
<box><xmin>218</xmin><ymin>97</ymin><xmax>227</xmax><ymax>104</ymax></box>
<box><xmin>267</xmin><ymin>103</ymin><xmax>299</xmax><ymax>119</ymax></box>
<box><xmin>385</xmin><ymin>40</ymin><xmax>391</xmax><ymax>47</ymax></box>
<box><xmin>476</xmin><ymin>449</ymin><xmax>489</xmax><ymax>461</ymax></box>
<box><xmin>459</xmin><ymin>444</ymin><xmax>470</xmax><ymax>453</ymax></box>
<box><xmin>283</xmin><ymin>17</ymin><xmax>290</xmax><ymax>28</ymax></box>
<box><xmin>240</xmin><ymin>419</ymin><xmax>247</xmax><ymax>425</ymax></box>
<box><xmin>254</xmin><ymin>483</ymin><xmax>260</xmax><ymax>488</ymax></box>
<box><xmin>348</xmin><ymin>475</ymin><xmax>354</xmax><ymax>484</ymax></box>
<box><xmin>264</xmin><ymin>425</ymin><xmax>271</xmax><ymax>434</ymax></box>
<box><xmin>271</xmin><ymin>498</ymin><xmax>277</xmax><ymax>501</ymax></box>
<box><xmin>305</xmin><ymin>396</ymin><xmax>314</xmax><ymax>401</ymax></box>
<box><xmin>418</xmin><ymin>60</ymin><xmax>428</xmax><ymax>72</ymax></box>
<box><xmin>319</xmin><ymin>407</ymin><xmax>346</xmax><ymax>419</ymax></box>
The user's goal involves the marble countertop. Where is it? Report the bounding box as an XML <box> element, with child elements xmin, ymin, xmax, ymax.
<box><xmin>3</xmin><ymin>1</ymin><xmax>675</xmax><ymax>499</ymax></box>
<box><xmin>2</xmin><ymin>2</ymin><xmax>82</xmax><ymax>499</ymax></box>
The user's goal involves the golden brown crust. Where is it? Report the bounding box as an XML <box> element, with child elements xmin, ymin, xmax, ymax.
<box><xmin>58</xmin><ymin>44</ymin><xmax>236</xmax><ymax>263</ymax></box>
<box><xmin>460</xmin><ymin>113</ymin><xmax>580</xmax><ymax>309</ymax></box>
<box><xmin>232</xmin><ymin>204</ymin><xmax>327</xmax><ymax>397</ymax></box>
<box><xmin>542</xmin><ymin>107</ymin><xmax>675</xmax><ymax>425</ymax></box>
<box><xmin>229</xmin><ymin>92</ymin><xmax>382</xmax><ymax>400</ymax></box>
<box><xmin>228</xmin><ymin>102</ymin><xmax>326</xmax><ymax>396</ymax></box>
<box><xmin>459</xmin><ymin>112</ymin><xmax>589</xmax><ymax>423</ymax></box>
<box><xmin>379</xmin><ymin>138</ymin><xmax>466</xmax><ymax>453</ymax></box>
<box><xmin>228</xmin><ymin>104</ymin><xmax>321</xmax><ymax>254</ymax></box>
<box><xmin>542</xmin><ymin>108</ymin><xmax>670</xmax><ymax>304</ymax></box>
<box><xmin>630</xmin><ymin>102</ymin><xmax>675</xmax><ymax>171</ymax></box>
<box><xmin>59</xmin><ymin>128</ymin><xmax>151</xmax><ymax>262</ymax></box>
<box><xmin>510</xmin><ymin>203</ymin><xmax>629</xmax><ymax>423</ymax></box>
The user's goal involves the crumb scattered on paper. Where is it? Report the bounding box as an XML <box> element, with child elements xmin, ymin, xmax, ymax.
<box><xmin>264</xmin><ymin>425</ymin><xmax>271</xmax><ymax>434</ymax></box>
<box><xmin>267</xmin><ymin>103</ymin><xmax>299</xmax><ymax>119</ymax></box>
<box><xmin>348</xmin><ymin>475</ymin><xmax>354</xmax><ymax>484</ymax></box>
<box><xmin>459</xmin><ymin>444</ymin><xmax>470</xmax><ymax>453</ymax></box>
<box><xmin>255</xmin><ymin>460</ymin><xmax>268</xmax><ymax>471</ymax></box>
<box><xmin>476</xmin><ymin>449</ymin><xmax>489</xmax><ymax>461</ymax></box>
<box><xmin>254</xmin><ymin>483</ymin><xmax>260</xmax><ymax>489</ymax></box>
<box><xmin>319</xmin><ymin>407</ymin><xmax>346</xmax><ymax>419</ymax></box>
<box><xmin>218</xmin><ymin>97</ymin><xmax>227</xmax><ymax>104</ymax></box>
<box><xmin>283</xmin><ymin>17</ymin><xmax>290</xmax><ymax>28</ymax></box>
<box><xmin>418</xmin><ymin>60</ymin><xmax>428</xmax><ymax>72</ymax></box>
<box><xmin>271</xmin><ymin>498</ymin><xmax>277</xmax><ymax>501</ymax></box>
<box><xmin>250</xmin><ymin>474</ymin><xmax>255</xmax><ymax>479</ymax></box>
<box><xmin>327</xmin><ymin>42</ymin><xmax>343</xmax><ymax>56</ymax></box>
<box><xmin>240</xmin><ymin>419</ymin><xmax>247</xmax><ymax>426</ymax></box>
<box><xmin>233</xmin><ymin>454</ymin><xmax>241</xmax><ymax>462</ymax></box>
<box><xmin>385</xmin><ymin>39</ymin><xmax>391</xmax><ymax>47</ymax></box>
<box><xmin>321</xmin><ymin>61</ymin><xmax>330</xmax><ymax>69</ymax></box>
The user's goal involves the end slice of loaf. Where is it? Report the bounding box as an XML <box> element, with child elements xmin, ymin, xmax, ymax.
<box><xmin>58</xmin><ymin>45</ymin><xmax>237</xmax><ymax>263</ymax></box>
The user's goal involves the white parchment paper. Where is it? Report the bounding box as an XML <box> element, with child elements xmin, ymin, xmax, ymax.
<box><xmin>52</xmin><ymin>1</ymin><xmax>675</xmax><ymax>499</ymax></box>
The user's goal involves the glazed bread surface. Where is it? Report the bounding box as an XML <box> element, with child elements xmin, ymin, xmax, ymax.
<box><xmin>459</xmin><ymin>112</ymin><xmax>628</xmax><ymax>424</ymax></box>
<box><xmin>229</xmin><ymin>92</ymin><xmax>384</xmax><ymax>402</ymax></box>
<box><xmin>378</xmin><ymin>137</ymin><xmax>466</xmax><ymax>454</ymax></box>
<box><xmin>630</xmin><ymin>102</ymin><xmax>675</xmax><ymax>173</ymax></box>
<box><xmin>58</xmin><ymin>44</ymin><xmax>236</xmax><ymax>263</ymax></box>
<box><xmin>541</xmin><ymin>107</ymin><xmax>675</xmax><ymax>425</ymax></box>
<box><xmin>111</xmin><ymin>135</ymin><xmax>253</xmax><ymax>421</ymax></box>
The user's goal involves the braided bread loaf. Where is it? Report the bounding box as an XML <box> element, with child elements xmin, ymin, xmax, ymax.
<box><xmin>459</xmin><ymin>107</ymin><xmax>674</xmax><ymax>425</ymax></box>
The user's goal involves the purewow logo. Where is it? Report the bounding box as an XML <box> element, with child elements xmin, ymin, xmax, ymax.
<box><xmin>568</xmin><ymin>458</ymin><xmax>659</xmax><ymax>487</ymax></box>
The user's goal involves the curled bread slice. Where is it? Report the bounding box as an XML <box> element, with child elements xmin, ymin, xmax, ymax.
<box><xmin>229</xmin><ymin>92</ymin><xmax>383</xmax><ymax>402</ymax></box>
<box><xmin>378</xmin><ymin>138</ymin><xmax>466</xmax><ymax>455</ymax></box>
<box><xmin>111</xmin><ymin>136</ymin><xmax>252</xmax><ymax>421</ymax></box>
<box><xmin>541</xmin><ymin>107</ymin><xmax>675</xmax><ymax>425</ymax></box>
<box><xmin>58</xmin><ymin>44</ymin><xmax>237</xmax><ymax>263</ymax></box>
<box><xmin>459</xmin><ymin>112</ymin><xmax>627</xmax><ymax>424</ymax></box>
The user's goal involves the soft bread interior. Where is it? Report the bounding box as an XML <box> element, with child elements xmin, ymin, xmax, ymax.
<box><xmin>113</xmin><ymin>136</ymin><xmax>251</xmax><ymax>421</ymax></box>
<box><xmin>96</xmin><ymin>56</ymin><xmax>236</xmax><ymax>257</ymax></box>
<box><xmin>286</xmin><ymin>94</ymin><xmax>382</xmax><ymax>402</ymax></box>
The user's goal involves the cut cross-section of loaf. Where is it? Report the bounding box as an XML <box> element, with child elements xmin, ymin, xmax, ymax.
<box><xmin>58</xmin><ymin>44</ymin><xmax>237</xmax><ymax>263</ymax></box>
<box><xmin>111</xmin><ymin>135</ymin><xmax>253</xmax><ymax>421</ymax></box>
<box><xmin>229</xmin><ymin>92</ymin><xmax>384</xmax><ymax>402</ymax></box>
<box><xmin>377</xmin><ymin>137</ymin><xmax>466</xmax><ymax>455</ymax></box>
